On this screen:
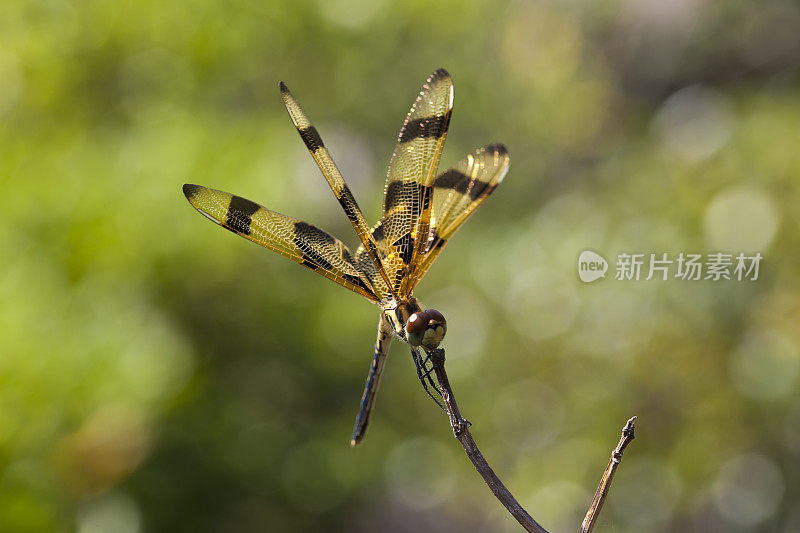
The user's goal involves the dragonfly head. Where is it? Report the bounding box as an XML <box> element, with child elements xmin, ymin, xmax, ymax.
<box><xmin>405</xmin><ymin>308</ymin><xmax>447</xmax><ymax>350</ymax></box>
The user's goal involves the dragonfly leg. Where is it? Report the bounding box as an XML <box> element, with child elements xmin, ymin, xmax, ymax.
<box><xmin>415</xmin><ymin>349</ymin><xmax>442</xmax><ymax>397</ymax></box>
<box><xmin>410</xmin><ymin>347</ymin><xmax>445</xmax><ymax>411</ymax></box>
<box><xmin>419</xmin><ymin>349</ymin><xmax>445</xmax><ymax>390</ymax></box>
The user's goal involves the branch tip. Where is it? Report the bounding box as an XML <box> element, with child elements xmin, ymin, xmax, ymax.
<box><xmin>580</xmin><ymin>415</ymin><xmax>638</xmax><ymax>533</ymax></box>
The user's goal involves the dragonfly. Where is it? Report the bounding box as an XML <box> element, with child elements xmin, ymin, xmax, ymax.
<box><xmin>183</xmin><ymin>68</ymin><xmax>509</xmax><ymax>446</ymax></box>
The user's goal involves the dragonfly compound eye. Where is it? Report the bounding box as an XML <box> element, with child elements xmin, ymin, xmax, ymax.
<box><xmin>405</xmin><ymin>309</ymin><xmax>447</xmax><ymax>349</ymax></box>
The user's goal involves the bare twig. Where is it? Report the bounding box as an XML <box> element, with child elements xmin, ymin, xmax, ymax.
<box><xmin>425</xmin><ymin>348</ymin><xmax>636</xmax><ymax>533</ymax></box>
<box><xmin>428</xmin><ymin>348</ymin><xmax>547</xmax><ymax>533</ymax></box>
<box><xmin>580</xmin><ymin>416</ymin><xmax>637</xmax><ymax>533</ymax></box>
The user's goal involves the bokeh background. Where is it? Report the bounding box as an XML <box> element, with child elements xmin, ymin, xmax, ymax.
<box><xmin>2</xmin><ymin>0</ymin><xmax>800</xmax><ymax>531</ymax></box>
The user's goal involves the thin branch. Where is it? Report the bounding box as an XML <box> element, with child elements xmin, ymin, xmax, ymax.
<box><xmin>428</xmin><ymin>348</ymin><xmax>547</xmax><ymax>533</ymax></box>
<box><xmin>425</xmin><ymin>348</ymin><xmax>636</xmax><ymax>533</ymax></box>
<box><xmin>580</xmin><ymin>416</ymin><xmax>637</xmax><ymax>533</ymax></box>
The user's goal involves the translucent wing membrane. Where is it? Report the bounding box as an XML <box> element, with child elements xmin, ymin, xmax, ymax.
<box><xmin>428</xmin><ymin>144</ymin><xmax>510</xmax><ymax>241</ymax></box>
<box><xmin>382</xmin><ymin>68</ymin><xmax>454</xmax><ymax>297</ymax></box>
<box><xmin>183</xmin><ymin>184</ymin><xmax>380</xmax><ymax>302</ymax></box>
<box><xmin>407</xmin><ymin>144</ymin><xmax>510</xmax><ymax>290</ymax></box>
<box><xmin>280</xmin><ymin>83</ymin><xmax>394</xmax><ymax>300</ymax></box>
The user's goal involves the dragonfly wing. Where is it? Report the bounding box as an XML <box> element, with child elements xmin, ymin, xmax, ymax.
<box><xmin>280</xmin><ymin>83</ymin><xmax>394</xmax><ymax>300</ymax></box>
<box><xmin>381</xmin><ymin>68</ymin><xmax>453</xmax><ymax>296</ymax></box>
<box><xmin>409</xmin><ymin>144</ymin><xmax>510</xmax><ymax>289</ymax></box>
<box><xmin>183</xmin><ymin>184</ymin><xmax>380</xmax><ymax>302</ymax></box>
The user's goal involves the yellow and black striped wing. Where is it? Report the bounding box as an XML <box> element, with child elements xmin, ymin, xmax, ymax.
<box><xmin>382</xmin><ymin>68</ymin><xmax>453</xmax><ymax>297</ymax></box>
<box><xmin>183</xmin><ymin>184</ymin><xmax>380</xmax><ymax>303</ymax></box>
<box><xmin>408</xmin><ymin>144</ymin><xmax>510</xmax><ymax>289</ymax></box>
<box><xmin>280</xmin><ymin>83</ymin><xmax>394</xmax><ymax>300</ymax></box>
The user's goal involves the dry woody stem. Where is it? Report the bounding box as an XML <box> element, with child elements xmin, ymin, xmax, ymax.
<box><xmin>427</xmin><ymin>348</ymin><xmax>636</xmax><ymax>533</ymax></box>
<box><xmin>580</xmin><ymin>416</ymin><xmax>637</xmax><ymax>532</ymax></box>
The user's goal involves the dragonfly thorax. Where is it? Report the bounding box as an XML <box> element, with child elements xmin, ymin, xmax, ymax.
<box><xmin>383</xmin><ymin>298</ymin><xmax>447</xmax><ymax>350</ymax></box>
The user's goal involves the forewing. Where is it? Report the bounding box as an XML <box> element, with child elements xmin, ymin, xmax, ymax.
<box><xmin>280</xmin><ymin>82</ymin><xmax>394</xmax><ymax>299</ymax></box>
<box><xmin>382</xmin><ymin>68</ymin><xmax>453</xmax><ymax>296</ymax></box>
<box><xmin>183</xmin><ymin>184</ymin><xmax>380</xmax><ymax>302</ymax></box>
<box><xmin>408</xmin><ymin>144</ymin><xmax>510</xmax><ymax>289</ymax></box>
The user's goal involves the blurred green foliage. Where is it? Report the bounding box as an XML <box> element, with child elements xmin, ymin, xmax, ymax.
<box><xmin>2</xmin><ymin>0</ymin><xmax>800</xmax><ymax>531</ymax></box>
